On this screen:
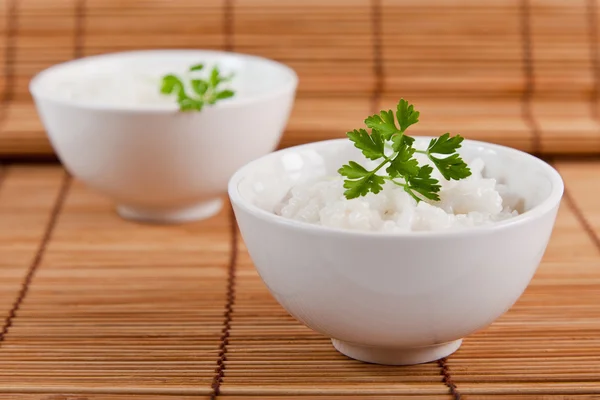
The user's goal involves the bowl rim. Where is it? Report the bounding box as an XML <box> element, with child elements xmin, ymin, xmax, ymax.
<box><xmin>29</xmin><ymin>49</ymin><xmax>298</xmax><ymax>113</ymax></box>
<box><xmin>228</xmin><ymin>138</ymin><xmax>565</xmax><ymax>238</ymax></box>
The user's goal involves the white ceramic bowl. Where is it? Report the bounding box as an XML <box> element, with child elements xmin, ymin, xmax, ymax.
<box><xmin>30</xmin><ymin>50</ymin><xmax>297</xmax><ymax>223</ymax></box>
<box><xmin>228</xmin><ymin>138</ymin><xmax>564</xmax><ymax>365</ymax></box>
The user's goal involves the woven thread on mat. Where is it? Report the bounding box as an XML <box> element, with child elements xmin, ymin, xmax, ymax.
<box><xmin>0</xmin><ymin>173</ymin><xmax>71</xmax><ymax>346</ymax></box>
<box><xmin>210</xmin><ymin>206</ymin><xmax>239</xmax><ymax>398</ymax></box>
<box><xmin>519</xmin><ymin>0</ymin><xmax>541</xmax><ymax>155</ymax></box>
<box><xmin>1</xmin><ymin>0</ymin><xmax>18</xmax><ymax>116</ymax></box>
<box><xmin>370</xmin><ymin>0</ymin><xmax>383</xmax><ymax>113</ymax></box>
<box><xmin>0</xmin><ymin>165</ymin><xmax>4</xmax><ymax>196</ymax></box>
<box><xmin>587</xmin><ymin>0</ymin><xmax>599</xmax><ymax>119</ymax></box>
<box><xmin>224</xmin><ymin>0</ymin><xmax>234</xmax><ymax>52</ymax></box>
<box><xmin>438</xmin><ymin>358</ymin><xmax>462</xmax><ymax>400</ymax></box>
<box><xmin>75</xmin><ymin>0</ymin><xmax>86</xmax><ymax>58</ymax></box>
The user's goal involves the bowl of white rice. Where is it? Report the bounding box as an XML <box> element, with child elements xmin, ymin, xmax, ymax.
<box><xmin>30</xmin><ymin>50</ymin><xmax>297</xmax><ymax>223</ymax></box>
<box><xmin>228</xmin><ymin>137</ymin><xmax>563</xmax><ymax>365</ymax></box>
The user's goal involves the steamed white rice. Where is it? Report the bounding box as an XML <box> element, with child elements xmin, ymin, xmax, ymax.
<box><xmin>47</xmin><ymin>71</ymin><xmax>179</xmax><ymax>107</ymax></box>
<box><xmin>275</xmin><ymin>157</ymin><xmax>521</xmax><ymax>233</ymax></box>
<box><xmin>39</xmin><ymin>65</ymin><xmax>236</xmax><ymax>108</ymax></box>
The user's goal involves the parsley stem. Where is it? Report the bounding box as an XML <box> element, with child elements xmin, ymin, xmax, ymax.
<box><xmin>384</xmin><ymin>177</ymin><xmax>422</xmax><ymax>202</ymax></box>
<box><xmin>383</xmin><ymin>177</ymin><xmax>407</xmax><ymax>188</ymax></box>
<box><xmin>414</xmin><ymin>149</ymin><xmax>428</xmax><ymax>155</ymax></box>
<box><xmin>369</xmin><ymin>155</ymin><xmax>394</xmax><ymax>176</ymax></box>
<box><xmin>403</xmin><ymin>178</ymin><xmax>423</xmax><ymax>203</ymax></box>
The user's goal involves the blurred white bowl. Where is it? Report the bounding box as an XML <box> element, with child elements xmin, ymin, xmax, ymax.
<box><xmin>30</xmin><ymin>50</ymin><xmax>297</xmax><ymax>223</ymax></box>
<box><xmin>229</xmin><ymin>138</ymin><xmax>563</xmax><ymax>365</ymax></box>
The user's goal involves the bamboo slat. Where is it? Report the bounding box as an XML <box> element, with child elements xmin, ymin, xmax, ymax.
<box><xmin>0</xmin><ymin>0</ymin><xmax>7</xmax><ymax>100</ymax></box>
<box><xmin>1</xmin><ymin>396</ymin><xmax>543</xmax><ymax>400</ymax></box>
<box><xmin>0</xmin><ymin>161</ymin><xmax>598</xmax><ymax>397</ymax></box>
<box><xmin>0</xmin><ymin>396</ymin><xmax>210</xmax><ymax>400</ymax></box>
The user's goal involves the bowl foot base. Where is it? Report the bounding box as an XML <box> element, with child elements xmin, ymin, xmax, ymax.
<box><xmin>331</xmin><ymin>338</ymin><xmax>462</xmax><ymax>365</ymax></box>
<box><xmin>117</xmin><ymin>199</ymin><xmax>223</xmax><ymax>224</ymax></box>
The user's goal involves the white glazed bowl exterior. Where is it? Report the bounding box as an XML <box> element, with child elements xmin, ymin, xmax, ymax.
<box><xmin>229</xmin><ymin>138</ymin><xmax>563</xmax><ymax>353</ymax></box>
<box><xmin>30</xmin><ymin>50</ymin><xmax>297</xmax><ymax>221</ymax></box>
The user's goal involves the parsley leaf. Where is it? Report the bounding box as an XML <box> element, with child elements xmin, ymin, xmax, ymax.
<box><xmin>347</xmin><ymin>129</ymin><xmax>385</xmax><ymax>160</ymax></box>
<box><xmin>191</xmin><ymin>79</ymin><xmax>209</xmax><ymax>96</ymax></box>
<box><xmin>160</xmin><ymin>75</ymin><xmax>184</xmax><ymax>96</ymax></box>
<box><xmin>179</xmin><ymin>97</ymin><xmax>204</xmax><ymax>112</ymax></box>
<box><xmin>427</xmin><ymin>133</ymin><xmax>464</xmax><ymax>155</ymax></box>
<box><xmin>338</xmin><ymin>160</ymin><xmax>386</xmax><ymax>199</ymax></box>
<box><xmin>216</xmin><ymin>89</ymin><xmax>235</xmax><ymax>100</ymax></box>
<box><xmin>387</xmin><ymin>143</ymin><xmax>419</xmax><ymax>178</ymax></box>
<box><xmin>364</xmin><ymin>110</ymin><xmax>400</xmax><ymax>139</ymax></box>
<box><xmin>429</xmin><ymin>154</ymin><xmax>472</xmax><ymax>181</ymax></box>
<box><xmin>210</xmin><ymin>66</ymin><xmax>220</xmax><ymax>87</ymax></box>
<box><xmin>338</xmin><ymin>161</ymin><xmax>369</xmax><ymax>179</ymax></box>
<box><xmin>406</xmin><ymin>165</ymin><xmax>441</xmax><ymax>201</ymax></box>
<box><xmin>391</xmin><ymin>133</ymin><xmax>415</xmax><ymax>152</ymax></box>
<box><xmin>425</xmin><ymin>133</ymin><xmax>471</xmax><ymax>180</ymax></box>
<box><xmin>396</xmin><ymin>98</ymin><xmax>420</xmax><ymax>132</ymax></box>
<box><xmin>342</xmin><ymin>174</ymin><xmax>386</xmax><ymax>199</ymax></box>
<box><xmin>161</xmin><ymin>64</ymin><xmax>235</xmax><ymax>112</ymax></box>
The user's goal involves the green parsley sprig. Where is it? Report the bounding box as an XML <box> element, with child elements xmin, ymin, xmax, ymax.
<box><xmin>338</xmin><ymin>99</ymin><xmax>472</xmax><ymax>202</ymax></box>
<box><xmin>160</xmin><ymin>63</ymin><xmax>235</xmax><ymax>112</ymax></box>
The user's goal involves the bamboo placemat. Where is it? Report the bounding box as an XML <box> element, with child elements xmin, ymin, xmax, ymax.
<box><xmin>0</xmin><ymin>160</ymin><xmax>598</xmax><ymax>399</ymax></box>
<box><xmin>0</xmin><ymin>0</ymin><xmax>600</xmax><ymax>158</ymax></box>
